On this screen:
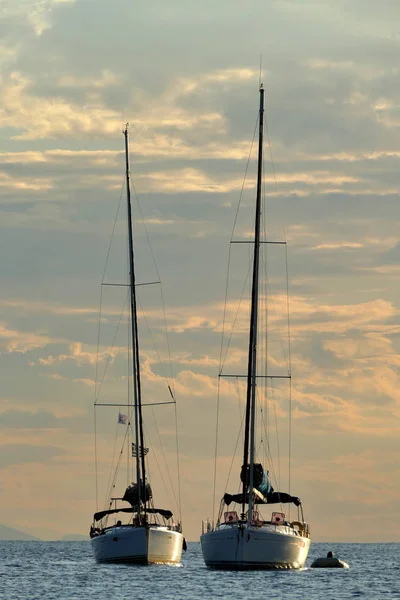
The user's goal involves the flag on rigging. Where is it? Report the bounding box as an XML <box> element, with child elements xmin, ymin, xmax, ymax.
<box><xmin>132</xmin><ymin>443</ymin><xmax>149</xmax><ymax>457</ymax></box>
<box><xmin>118</xmin><ymin>412</ymin><xmax>128</xmax><ymax>425</ymax></box>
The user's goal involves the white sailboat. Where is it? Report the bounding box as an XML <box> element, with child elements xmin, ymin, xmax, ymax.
<box><xmin>200</xmin><ymin>85</ymin><xmax>311</xmax><ymax>570</ymax></box>
<box><xmin>90</xmin><ymin>126</ymin><xmax>184</xmax><ymax>565</ymax></box>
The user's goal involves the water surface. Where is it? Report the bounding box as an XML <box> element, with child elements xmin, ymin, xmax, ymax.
<box><xmin>0</xmin><ymin>541</ymin><xmax>398</xmax><ymax>600</ymax></box>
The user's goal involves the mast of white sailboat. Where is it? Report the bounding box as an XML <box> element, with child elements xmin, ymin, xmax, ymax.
<box><xmin>123</xmin><ymin>125</ymin><xmax>145</xmax><ymax>518</ymax></box>
<box><xmin>242</xmin><ymin>85</ymin><xmax>264</xmax><ymax>521</ymax></box>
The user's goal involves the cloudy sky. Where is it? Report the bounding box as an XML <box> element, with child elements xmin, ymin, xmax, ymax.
<box><xmin>1</xmin><ymin>0</ymin><xmax>400</xmax><ymax>543</ymax></box>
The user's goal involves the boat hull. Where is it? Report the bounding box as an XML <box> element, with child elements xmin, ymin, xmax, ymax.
<box><xmin>91</xmin><ymin>525</ymin><xmax>183</xmax><ymax>564</ymax></box>
<box><xmin>201</xmin><ymin>524</ymin><xmax>310</xmax><ymax>570</ymax></box>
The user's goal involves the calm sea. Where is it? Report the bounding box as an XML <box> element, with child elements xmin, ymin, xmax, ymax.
<box><xmin>0</xmin><ymin>541</ymin><xmax>399</xmax><ymax>600</ymax></box>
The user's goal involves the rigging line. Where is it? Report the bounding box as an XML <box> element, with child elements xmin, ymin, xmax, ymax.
<box><xmin>124</xmin><ymin>199</ymin><xmax>136</xmax><ymax>486</ymax></box>
<box><xmin>93</xmin><ymin>171</ymin><xmax>125</xmax><ymax>412</ymax></box>
<box><xmin>174</xmin><ymin>402</ymin><xmax>183</xmax><ymax>523</ymax></box>
<box><xmin>104</xmin><ymin>418</ymin><xmax>124</xmax><ymax>508</ymax></box>
<box><xmin>101</xmin><ymin>175</ymin><xmax>126</xmax><ymax>285</ymax></box>
<box><xmin>223</xmin><ymin>391</ymin><xmax>245</xmax><ymax>495</ymax></box>
<box><xmin>270</xmin><ymin>380</ymin><xmax>281</xmax><ymax>491</ymax></box>
<box><xmin>254</xmin><ymin>383</ymin><xmax>262</xmax><ymax>460</ymax></box>
<box><xmin>213</xmin><ymin>111</ymin><xmax>259</xmax><ymax>524</ymax></box>
<box><xmin>93</xmin><ymin>280</ymin><xmax>104</xmax><ymax>512</ymax></box>
<box><xmin>129</xmin><ymin>418</ymin><xmax>135</xmax><ymax>484</ymax></box>
<box><xmin>94</xmin><ymin>295</ymin><xmax>128</xmax><ymax>405</ymax></box>
<box><xmin>143</xmin><ymin>456</ymin><xmax>157</xmax><ymax>522</ymax></box>
<box><xmin>150</xmin><ymin>406</ymin><xmax>180</xmax><ymax>516</ymax></box>
<box><xmin>260</xmin><ymin>398</ymin><xmax>279</xmax><ymax>495</ymax></box>
<box><xmin>288</xmin><ymin>377</ymin><xmax>292</xmax><ymax>514</ymax></box>
<box><xmin>212</xmin><ymin>377</ymin><xmax>221</xmax><ymax>526</ymax></box>
<box><xmin>268</xmin><ymin>284</ymin><xmax>290</xmax><ymax>374</ymax></box>
<box><xmin>159</xmin><ymin>283</ymin><xmax>176</xmax><ymax>398</ymax></box>
<box><xmin>261</xmin><ymin>144</ymin><xmax>274</xmax><ymax>482</ymax></box>
<box><xmin>125</xmin><ymin>212</ymin><xmax>130</xmax><ymax>489</ymax></box>
<box><xmin>263</xmin><ymin>92</ymin><xmax>292</xmax><ymax>387</ymax></box>
<box><xmin>94</xmin><ymin>406</ymin><xmax>98</xmax><ymax>512</ymax></box>
<box><xmin>260</xmin><ymin>155</ymin><xmax>268</xmax><ymax>449</ymax></box>
<box><xmin>128</xmin><ymin>330</ymin><xmax>135</xmax><ymax>484</ymax></box>
<box><xmin>105</xmin><ymin>425</ymin><xmax>130</xmax><ymax>510</ymax></box>
<box><xmin>145</xmin><ymin>457</ymin><xmax>163</xmax><ymax>525</ymax></box>
<box><xmin>218</xmin><ymin>116</ymin><xmax>259</xmax><ymax>374</ymax></box>
<box><xmin>94</xmin><ymin>285</ymin><xmax>103</xmax><ymax>403</ymax></box>
<box><xmin>230</xmin><ymin>116</ymin><xmax>259</xmax><ymax>245</ymax></box>
<box><xmin>285</xmin><ymin>243</ymin><xmax>293</xmax><ymax>496</ymax></box>
<box><xmin>262</xmin><ymin>270</ymin><xmax>291</xmax><ymax>374</ymax></box>
<box><xmin>135</xmin><ymin>295</ymin><xmax>173</xmax><ymax>390</ymax></box>
<box><xmin>256</xmin><ymin>437</ymin><xmax>263</xmax><ymax>458</ymax></box>
<box><xmin>264</xmin><ymin>111</ymin><xmax>287</xmax><ymax>242</ymax></box>
<box><xmin>236</xmin><ymin>376</ymin><xmax>244</xmax><ymax>447</ymax></box>
<box><xmin>127</xmin><ymin>289</ymin><xmax>131</xmax><ymax>487</ymax></box>
<box><xmin>219</xmin><ymin>259</ymin><xmax>253</xmax><ymax>373</ymax></box>
<box><xmin>142</xmin><ymin>422</ymin><xmax>175</xmax><ymax>512</ymax></box>
<box><xmin>259</xmin><ymin>413</ymin><xmax>266</xmax><ymax>465</ymax></box>
<box><xmin>285</xmin><ymin>245</ymin><xmax>291</xmax><ymax>375</ymax></box>
<box><xmin>131</xmin><ymin>180</ymin><xmax>177</xmax><ymax>398</ymax></box>
<box><xmin>125</xmin><ymin>219</ymin><xmax>133</xmax><ymax>487</ymax></box>
<box><xmin>261</xmin><ymin>280</ymin><xmax>268</xmax><ymax>455</ymax></box>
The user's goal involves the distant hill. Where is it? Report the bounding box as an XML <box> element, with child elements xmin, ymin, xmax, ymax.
<box><xmin>60</xmin><ymin>534</ymin><xmax>88</xmax><ymax>541</ymax></box>
<box><xmin>0</xmin><ymin>524</ymin><xmax>40</xmax><ymax>541</ymax></box>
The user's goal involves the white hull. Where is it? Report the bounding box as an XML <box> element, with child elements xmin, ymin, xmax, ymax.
<box><xmin>201</xmin><ymin>523</ymin><xmax>310</xmax><ymax>570</ymax></box>
<box><xmin>91</xmin><ymin>525</ymin><xmax>183</xmax><ymax>564</ymax></box>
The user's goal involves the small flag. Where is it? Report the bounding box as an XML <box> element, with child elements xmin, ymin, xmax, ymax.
<box><xmin>118</xmin><ymin>412</ymin><xmax>128</xmax><ymax>425</ymax></box>
<box><xmin>132</xmin><ymin>443</ymin><xmax>149</xmax><ymax>457</ymax></box>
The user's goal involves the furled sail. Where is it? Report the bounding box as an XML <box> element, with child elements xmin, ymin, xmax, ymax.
<box><xmin>240</xmin><ymin>463</ymin><xmax>273</xmax><ymax>495</ymax></box>
<box><xmin>122</xmin><ymin>480</ymin><xmax>152</xmax><ymax>507</ymax></box>
<box><xmin>223</xmin><ymin>491</ymin><xmax>301</xmax><ymax>507</ymax></box>
<box><xmin>93</xmin><ymin>506</ymin><xmax>173</xmax><ymax>523</ymax></box>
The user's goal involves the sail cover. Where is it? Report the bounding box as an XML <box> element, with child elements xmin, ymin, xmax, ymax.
<box><xmin>93</xmin><ymin>507</ymin><xmax>173</xmax><ymax>522</ymax></box>
<box><xmin>223</xmin><ymin>491</ymin><xmax>301</xmax><ymax>507</ymax></box>
<box><xmin>233</xmin><ymin>463</ymin><xmax>300</xmax><ymax>505</ymax></box>
<box><xmin>122</xmin><ymin>481</ymin><xmax>152</xmax><ymax>507</ymax></box>
<box><xmin>240</xmin><ymin>463</ymin><xmax>273</xmax><ymax>495</ymax></box>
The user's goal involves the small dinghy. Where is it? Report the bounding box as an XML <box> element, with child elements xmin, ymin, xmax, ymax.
<box><xmin>310</xmin><ymin>551</ymin><xmax>349</xmax><ymax>569</ymax></box>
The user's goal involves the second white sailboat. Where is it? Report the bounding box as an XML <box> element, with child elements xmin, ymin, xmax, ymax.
<box><xmin>201</xmin><ymin>85</ymin><xmax>311</xmax><ymax>570</ymax></box>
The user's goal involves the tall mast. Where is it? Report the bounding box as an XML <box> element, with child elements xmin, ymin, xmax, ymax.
<box><xmin>242</xmin><ymin>85</ymin><xmax>264</xmax><ymax>521</ymax></box>
<box><xmin>123</xmin><ymin>125</ymin><xmax>146</xmax><ymax>517</ymax></box>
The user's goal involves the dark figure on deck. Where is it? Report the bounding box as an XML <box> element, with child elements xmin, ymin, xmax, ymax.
<box><xmin>89</xmin><ymin>526</ymin><xmax>100</xmax><ymax>538</ymax></box>
<box><xmin>327</xmin><ymin>551</ymin><xmax>334</xmax><ymax>558</ymax></box>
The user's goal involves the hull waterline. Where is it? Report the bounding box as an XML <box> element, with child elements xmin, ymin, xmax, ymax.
<box><xmin>201</xmin><ymin>524</ymin><xmax>310</xmax><ymax>570</ymax></box>
<box><xmin>91</xmin><ymin>526</ymin><xmax>183</xmax><ymax>564</ymax></box>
